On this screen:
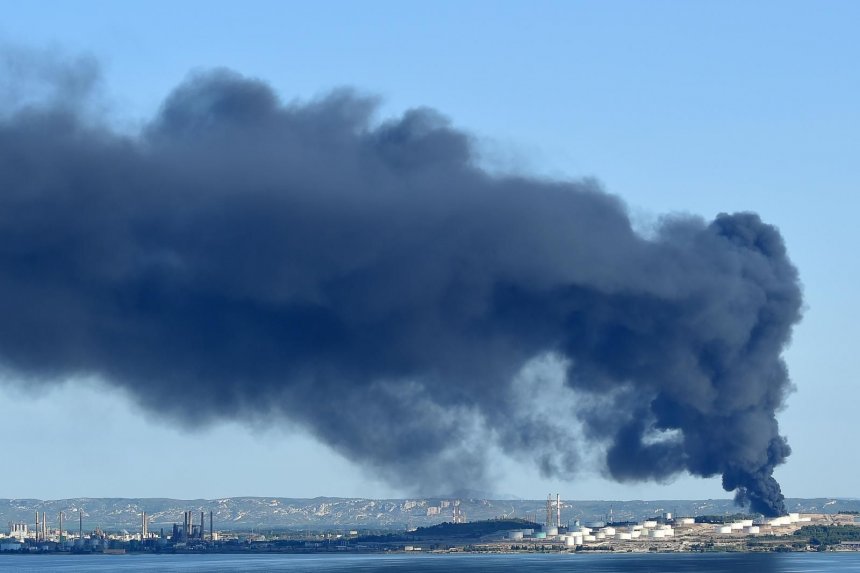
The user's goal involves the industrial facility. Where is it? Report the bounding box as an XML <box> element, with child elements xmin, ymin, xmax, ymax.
<box><xmin>1</xmin><ymin>495</ymin><xmax>857</xmax><ymax>554</ymax></box>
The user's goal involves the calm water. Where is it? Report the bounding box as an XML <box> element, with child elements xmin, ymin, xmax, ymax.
<box><xmin>0</xmin><ymin>552</ymin><xmax>859</xmax><ymax>572</ymax></box>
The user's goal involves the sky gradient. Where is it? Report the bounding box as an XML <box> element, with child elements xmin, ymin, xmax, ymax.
<box><xmin>0</xmin><ymin>1</ymin><xmax>857</xmax><ymax>501</ymax></box>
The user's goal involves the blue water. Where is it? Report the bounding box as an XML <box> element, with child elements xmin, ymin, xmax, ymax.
<box><xmin>0</xmin><ymin>552</ymin><xmax>859</xmax><ymax>572</ymax></box>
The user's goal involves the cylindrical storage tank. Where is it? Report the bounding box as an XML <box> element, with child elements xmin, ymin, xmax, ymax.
<box><xmin>596</xmin><ymin>532</ymin><xmax>606</xmax><ymax>539</ymax></box>
<box><xmin>584</xmin><ymin>535</ymin><xmax>596</xmax><ymax>542</ymax></box>
<box><xmin>632</xmin><ymin>525</ymin><xmax>644</xmax><ymax>530</ymax></box>
<box><xmin>508</xmin><ymin>531</ymin><xmax>524</xmax><ymax>540</ymax></box>
<box><xmin>744</xmin><ymin>526</ymin><xmax>760</xmax><ymax>534</ymax></box>
<box><xmin>717</xmin><ymin>525</ymin><xmax>733</xmax><ymax>534</ymax></box>
<box><xmin>585</xmin><ymin>521</ymin><xmax>605</xmax><ymax>529</ymax></box>
<box><xmin>658</xmin><ymin>524</ymin><xmax>672</xmax><ymax>530</ymax></box>
<box><xmin>680</xmin><ymin>518</ymin><xmax>695</xmax><ymax>525</ymax></box>
<box><xmin>565</xmin><ymin>536</ymin><xmax>578</xmax><ymax>547</ymax></box>
<box><xmin>643</xmin><ymin>520</ymin><xmax>657</xmax><ymax>528</ymax></box>
<box><xmin>648</xmin><ymin>529</ymin><xmax>665</xmax><ymax>538</ymax></box>
<box><xmin>741</xmin><ymin>520</ymin><xmax>753</xmax><ymax>527</ymax></box>
<box><xmin>545</xmin><ymin>527</ymin><xmax>558</xmax><ymax>536</ymax></box>
<box><xmin>631</xmin><ymin>530</ymin><xmax>641</xmax><ymax>538</ymax></box>
<box><xmin>789</xmin><ymin>513</ymin><xmax>800</xmax><ymax>522</ymax></box>
<box><xmin>730</xmin><ymin>522</ymin><xmax>744</xmax><ymax>530</ymax></box>
<box><xmin>663</xmin><ymin>512</ymin><xmax>673</xmax><ymax>521</ymax></box>
<box><xmin>534</xmin><ymin>532</ymin><xmax>546</xmax><ymax>539</ymax></box>
<box><xmin>663</xmin><ymin>529</ymin><xmax>674</xmax><ymax>537</ymax></box>
<box><xmin>618</xmin><ymin>532</ymin><xmax>632</xmax><ymax>540</ymax></box>
<box><xmin>522</xmin><ymin>529</ymin><xmax>534</xmax><ymax>535</ymax></box>
<box><xmin>579</xmin><ymin>527</ymin><xmax>592</xmax><ymax>535</ymax></box>
<box><xmin>602</xmin><ymin>527</ymin><xmax>616</xmax><ymax>536</ymax></box>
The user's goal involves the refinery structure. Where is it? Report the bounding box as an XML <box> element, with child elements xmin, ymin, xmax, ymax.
<box><xmin>1</xmin><ymin>494</ymin><xmax>857</xmax><ymax>554</ymax></box>
<box><xmin>2</xmin><ymin>508</ymin><xmax>221</xmax><ymax>553</ymax></box>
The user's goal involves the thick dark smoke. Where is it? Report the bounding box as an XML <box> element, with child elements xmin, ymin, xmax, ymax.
<box><xmin>0</xmin><ymin>58</ymin><xmax>802</xmax><ymax>515</ymax></box>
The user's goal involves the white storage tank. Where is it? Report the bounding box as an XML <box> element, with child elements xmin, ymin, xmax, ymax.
<box><xmin>679</xmin><ymin>518</ymin><xmax>695</xmax><ymax>525</ymax></box>
<box><xmin>789</xmin><ymin>513</ymin><xmax>800</xmax><ymax>522</ymax></box>
<box><xmin>534</xmin><ymin>532</ymin><xmax>547</xmax><ymax>539</ymax></box>
<box><xmin>730</xmin><ymin>522</ymin><xmax>744</xmax><ymax>530</ymax></box>
<box><xmin>744</xmin><ymin>526</ymin><xmax>760</xmax><ymax>534</ymax></box>
<box><xmin>565</xmin><ymin>536</ymin><xmax>578</xmax><ymax>547</ymax></box>
<box><xmin>648</xmin><ymin>529</ymin><xmax>666</xmax><ymax>538</ymax></box>
<box><xmin>717</xmin><ymin>525</ymin><xmax>733</xmax><ymax>534</ymax></box>
<box><xmin>741</xmin><ymin>519</ymin><xmax>754</xmax><ymax>527</ymax></box>
<box><xmin>522</xmin><ymin>529</ymin><xmax>534</xmax><ymax>535</ymax></box>
<box><xmin>631</xmin><ymin>530</ymin><xmax>642</xmax><ymax>538</ymax></box>
<box><xmin>508</xmin><ymin>531</ymin><xmax>524</xmax><ymax>540</ymax></box>
<box><xmin>601</xmin><ymin>527</ymin><xmax>616</xmax><ymax>536</ymax></box>
<box><xmin>643</xmin><ymin>520</ymin><xmax>657</xmax><ymax>528</ymax></box>
<box><xmin>584</xmin><ymin>535</ymin><xmax>596</xmax><ymax>542</ymax></box>
<box><xmin>618</xmin><ymin>532</ymin><xmax>632</xmax><ymax>540</ymax></box>
<box><xmin>579</xmin><ymin>527</ymin><xmax>592</xmax><ymax>535</ymax></box>
<box><xmin>596</xmin><ymin>532</ymin><xmax>606</xmax><ymax>539</ymax></box>
<box><xmin>545</xmin><ymin>527</ymin><xmax>559</xmax><ymax>536</ymax></box>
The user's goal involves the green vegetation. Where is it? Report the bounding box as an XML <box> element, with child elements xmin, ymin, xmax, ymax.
<box><xmin>794</xmin><ymin>525</ymin><xmax>860</xmax><ymax>550</ymax></box>
<box><xmin>410</xmin><ymin>518</ymin><xmax>539</xmax><ymax>539</ymax></box>
<box><xmin>356</xmin><ymin>518</ymin><xmax>539</xmax><ymax>543</ymax></box>
<box><xmin>695</xmin><ymin>514</ymin><xmax>757</xmax><ymax>524</ymax></box>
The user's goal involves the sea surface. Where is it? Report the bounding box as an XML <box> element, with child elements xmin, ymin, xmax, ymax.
<box><xmin>1</xmin><ymin>552</ymin><xmax>859</xmax><ymax>573</ymax></box>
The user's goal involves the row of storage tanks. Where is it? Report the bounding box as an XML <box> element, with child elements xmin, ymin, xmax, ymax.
<box><xmin>507</xmin><ymin>518</ymin><xmax>697</xmax><ymax>545</ymax></box>
<box><xmin>714</xmin><ymin>513</ymin><xmax>810</xmax><ymax>535</ymax></box>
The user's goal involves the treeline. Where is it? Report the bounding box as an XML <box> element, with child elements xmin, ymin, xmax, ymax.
<box><xmin>794</xmin><ymin>525</ymin><xmax>860</xmax><ymax>548</ymax></box>
<box><xmin>695</xmin><ymin>513</ymin><xmax>757</xmax><ymax>524</ymax></box>
<box><xmin>355</xmin><ymin>518</ymin><xmax>538</xmax><ymax>542</ymax></box>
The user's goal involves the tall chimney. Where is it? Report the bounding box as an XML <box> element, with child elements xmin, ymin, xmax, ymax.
<box><xmin>200</xmin><ymin>511</ymin><xmax>205</xmax><ymax>540</ymax></box>
<box><xmin>556</xmin><ymin>494</ymin><xmax>561</xmax><ymax>528</ymax></box>
<box><xmin>209</xmin><ymin>511</ymin><xmax>213</xmax><ymax>542</ymax></box>
<box><xmin>79</xmin><ymin>510</ymin><xmax>83</xmax><ymax>540</ymax></box>
<box><xmin>35</xmin><ymin>511</ymin><xmax>39</xmax><ymax>541</ymax></box>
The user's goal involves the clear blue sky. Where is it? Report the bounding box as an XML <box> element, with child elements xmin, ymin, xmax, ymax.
<box><xmin>1</xmin><ymin>0</ymin><xmax>857</xmax><ymax>501</ymax></box>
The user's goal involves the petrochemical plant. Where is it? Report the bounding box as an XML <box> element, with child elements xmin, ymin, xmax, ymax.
<box><xmin>1</xmin><ymin>494</ymin><xmax>857</xmax><ymax>554</ymax></box>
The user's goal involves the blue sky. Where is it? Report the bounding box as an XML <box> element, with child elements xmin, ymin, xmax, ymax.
<box><xmin>0</xmin><ymin>1</ymin><xmax>857</xmax><ymax>501</ymax></box>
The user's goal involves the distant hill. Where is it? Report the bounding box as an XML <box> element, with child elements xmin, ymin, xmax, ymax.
<box><xmin>1</xmin><ymin>497</ymin><xmax>858</xmax><ymax>532</ymax></box>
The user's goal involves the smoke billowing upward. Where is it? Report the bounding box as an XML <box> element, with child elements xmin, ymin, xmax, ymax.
<box><xmin>0</xmin><ymin>57</ymin><xmax>802</xmax><ymax>516</ymax></box>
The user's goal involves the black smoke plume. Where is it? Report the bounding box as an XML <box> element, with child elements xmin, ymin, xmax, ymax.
<box><xmin>0</xmin><ymin>58</ymin><xmax>802</xmax><ymax>515</ymax></box>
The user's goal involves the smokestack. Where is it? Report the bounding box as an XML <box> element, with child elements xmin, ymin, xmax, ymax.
<box><xmin>34</xmin><ymin>511</ymin><xmax>39</xmax><ymax>542</ymax></box>
<box><xmin>0</xmin><ymin>58</ymin><xmax>803</xmax><ymax>516</ymax></box>
<box><xmin>556</xmin><ymin>493</ymin><xmax>561</xmax><ymax>529</ymax></box>
<box><xmin>209</xmin><ymin>511</ymin><xmax>213</xmax><ymax>542</ymax></box>
<box><xmin>79</xmin><ymin>510</ymin><xmax>82</xmax><ymax>541</ymax></box>
<box><xmin>59</xmin><ymin>512</ymin><xmax>63</xmax><ymax>544</ymax></box>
